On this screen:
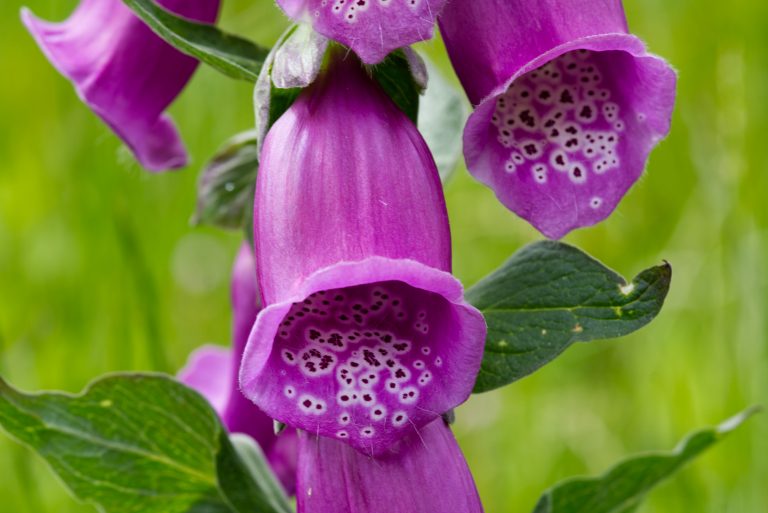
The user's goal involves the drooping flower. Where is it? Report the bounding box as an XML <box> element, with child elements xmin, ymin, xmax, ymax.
<box><xmin>179</xmin><ymin>244</ymin><xmax>297</xmax><ymax>493</ymax></box>
<box><xmin>240</xmin><ymin>52</ymin><xmax>486</xmax><ymax>456</ymax></box>
<box><xmin>21</xmin><ymin>0</ymin><xmax>220</xmax><ymax>171</ymax></box>
<box><xmin>274</xmin><ymin>0</ymin><xmax>447</xmax><ymax>64</ymax></box>
<box><xmin>439</xmin><ymin>0</ymin><xmax>677</xmax><ymax>239</ymax></box>
<box><xmin>297</xmin><ymin>417</ymin><xmax>483</xmax><ymax>512</ymax></box>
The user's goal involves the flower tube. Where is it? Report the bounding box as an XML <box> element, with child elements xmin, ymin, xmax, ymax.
<box><xmin>179</xmin><ymin>244</ymin><xmax>297</xmax><ymax>493</ymax></box>
<box><xmin>274</xmin><ymin>0</ymin><xmax>447</xmax><ymax>64</ymax></box>
<box><xmin>439</xmin><ymin>0</ymin><xmax>677</xmax><ymax>239</ymax></box>
<box><xmin>21</xmin><ymin>0</ymin><xmax>220</xmax><ymax>171</ymax></box>
<box><xmin>297</xmin><ymin>417</ymin><xmax>483</xmax><ymax>512</ymax></box>
<box><xmin>241</xmin><ymin>52</ymin><xmax>486</xmax><ymax>456</ymax></box>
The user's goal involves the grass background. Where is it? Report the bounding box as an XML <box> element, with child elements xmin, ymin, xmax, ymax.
<box><xmin>0</xmin><ymin>0</ymin><xmax>766</xmax><ymax>511</ymax></box>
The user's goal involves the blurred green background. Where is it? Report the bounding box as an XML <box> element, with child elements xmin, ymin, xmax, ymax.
<box><xmin>1</xmin><ymin>0</ymin><xmax>766</xmax><ymax>511</ymax></box>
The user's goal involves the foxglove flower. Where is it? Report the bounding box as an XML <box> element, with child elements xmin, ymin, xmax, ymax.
<box><xmin>21</xmin><ymin>0</ymin><xmax>220</xmax><ymax>171</ymax></box>
<box><xmin>297</xmin><ymin>417</ymin><xmax>483</xmax><ymax>512</ymax></box>
<box><xmin>180</xmin><ymin>244</ymin><xmax>297</xmax><ymax>493</ymax></box>
<box><xmin>240</xmin><ymin>53</ymin><xmax>486</xmax><ymax>455</ymax></box>
<box><xmin>275</xmin><ymin>0</ymin><xmax>446</xmax><ymax>64</ymax></box>
<box><xmin>439</xmin><ymin>0</ymin><xmax>677</xmax><ymax>239</ymax></box>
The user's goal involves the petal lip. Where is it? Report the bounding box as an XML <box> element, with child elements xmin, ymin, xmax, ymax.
<box><xmin>275</xmin><ymin>0</ymin><xmax>445</xmax><ymax>64</ymax></box>
<box><xmin>463</xmin><ymin>33</ymin><xmax>677</xmax><ymax>239</ymax></box>
<box><xmin>20</xmin><ymin>0</ymin><xmax>219</xmax><ymax>171</ymax></box>
<box><xmin>178</xmin><ymin>344</ymin><xmax>233</xmax><ymax>414</ymax></box>
<box><xmin>239</xmin><ymin>256</ymin><xmax>487</xmax><ymax>456</ymax></box>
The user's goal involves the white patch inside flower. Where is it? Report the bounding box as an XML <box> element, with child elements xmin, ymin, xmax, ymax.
<box><xmin>385</xmin><ymin>378</ymin><xmax>400</xmax><ymax>393</ymax></box>
<box><xmin>398</xmin><ymin>386</ymin><xmax>419</xmax><ymax>405</ymax></box>
<box><xmin>568</xmin><ymin>163</ymin><xmax>588</xmax><ymax>184</ymax></box>
<box><xmin>282</xmin><ymin>350</ymin><xmax>297</xmax><ymax>365</ymax></box>
<box><xmin>492</xmin><ymin>50</ymin><xmax>625</xmax><ymax>185</ymax></box>
<box><xmin>392</xmin><ymin>410</ymin><xmax>409</xmax><ymax>427</ymax></box>
<box><xmin>337</xmin><ymin>390</ymin><xmax>358</xmax><ymax>406</ymax></box>
<box><xmin>299</xmin><ymin>394</ymin><xmax>327</xmax><ymax>415</ymax></box>
<box><xmin>370</xmin><ymin>405</ymin><xmax>387</xmax><ymax>421</ymax></box>
<box><xmin>275</xmin><ymin>282</ymin><xmax>452</xmax><ymax>447</ymax></box>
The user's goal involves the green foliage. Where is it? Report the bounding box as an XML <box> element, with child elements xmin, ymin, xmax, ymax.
<box><xmin>194</xmin><ymin>131</ymin><xmax>259</xmax><ymax>231</ymax></box>
<box><xmin>418</xmin><ymin>57</ymin><xmax>469</xmax><ymax>182</ymax></box>
<box><xmin>230</xmin><ymin>435</ymin><xmax>292</xmax><ymax>513</ymax></box>
<box><xmin>467</xmin><ymin>241</ymin><xmax>671</xmax><ymax>393</ymax></box>
<box><xmin>1</xmin><ymin>0</ymin><xmax>766</xmax><ymax>511</ymax></box>
<box><xmin>0</xmin><ymin>374</ymin><xmax>284</xmax><ymax>513</ymax></box>
<box><xmin>371</xmin><ymin>50</ymin><xmax>423</xmax><ymax>124</ymax></box>
<box><xmin>121</xmin><ymin>0</ymin><xmax>268</xmax><ymax>81</ymax></box>
<box><xmin>532</xmin><ymin>408</ymin><xmax>759</xmax><ymax>513</ymax></box>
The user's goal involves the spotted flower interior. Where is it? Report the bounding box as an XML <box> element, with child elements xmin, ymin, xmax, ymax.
<box><xmin>493</xmin><ymin>50</ymin><xmax>628</xmax><ymax>192</ymax></box>
<box><xmin>327</xmin><ymin>0</ymin><xmax>428</xmax><ymax>24</ymax></box>
<box><xmin>264</xmin><ymin>280</ymin><xmax>463</xmax><ymax>454</ymax></box>
<box><xmin>466</xmin><ymin>47</ymin><xmax>672</xmax><ymax>239</ymax></box>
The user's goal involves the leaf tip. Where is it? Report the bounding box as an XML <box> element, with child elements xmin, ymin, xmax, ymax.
<box><xmin>717</xmin><ymin>405</ymin><xmax>761</xmax><ymax>435</ymax></box>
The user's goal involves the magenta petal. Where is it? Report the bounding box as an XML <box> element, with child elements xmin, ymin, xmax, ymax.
<box><xmin>20</xmin><ymin>0</ymin><xmax>220</xmax><ymax>171</ymax></box>
<box><xmin>296</xmin><ymin>418</ymin><xmax>483</xmax><ymax>512</ymax></box>
<box><xmin>178</xmin><ymin>345</ymin><xmax>232</xmax><ymax>414</ymax></box>
<box><xmin>275</xmin><ymin>0</ymin><xmax>446</xmax><ymax>64</ymax></box>
<box><xmin>254</xmin><ymin>54</ymin><xmax>452</xmax><ymax>304</ymax></box>
<box><xmin>180</xmin><ymin>244</ymin><xmax>298</xmax><ymax>494</ymax></box>
<box><xmin>440</xmin><ymin>0</ymin><xmax>676</xmax><ymax>239</ymax></box>
<box><xmin>241</xmin><ymin>257</ymin><xmax>485</xmax><ymax>455</ymax></box>
<box><xmin>241</xmin><ymin>55</ymin><xmax>486</xmax><ymax>455</ymax></box>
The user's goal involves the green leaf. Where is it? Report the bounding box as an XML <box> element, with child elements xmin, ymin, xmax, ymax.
<box><xmin>253</xmin><ymin>25</ymin><xmax>305</xmax><ymax>153</ymax></box>
<box><xmin>231</xmin><ymin>434</ymin><xmax>292</xmax><ymax>513</ymax></box>
<box><xmin>371</xmin><ymin>50</ymin><xmax>422</xmax><ymax>124</ymax></box>
<box><xmin>121</xmin><ymin>0</ymin><xmax>269</xmax><ymax>81</ymax></box>
<box><xmin>0</xmin><ymin>373</ymin><xmax>284</xmax><ymax>513</ymax></box>
<box><xmin>467</xmin><ymin>241</ymin><xmax>672</xmax><ymax>393</ymax></box>
<box><xmin>418</xmin><ymin>57</ymin><xmax>469</xmax><ymax>182</ymax></box>
<box><xmin>532</xmin><ymin>408</ymin><xmax>759</xmax><ymax>513</ymax></box>
<box><xmin>193</xmin><ymin>131</ymin><xmax>259</xmax><ymax>230</ymax></box>
<box><xmin>271</xmin><ymin>24</ymin><xmax>329</xmax><ymax>90</ymax></box>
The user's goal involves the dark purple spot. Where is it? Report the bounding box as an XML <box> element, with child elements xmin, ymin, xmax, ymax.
<box><xmin>519</xmin><ymin>109</ymin><xmax>536</xmax><ymax>128</ymax></box>
<box><xmin>579</xmin><ymin>105</ymin><xmax>593</xmax><ymax>119</ymax></box>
